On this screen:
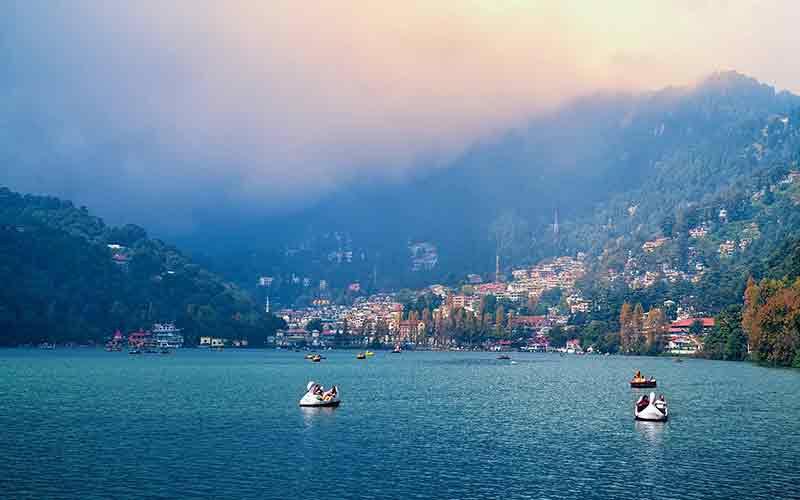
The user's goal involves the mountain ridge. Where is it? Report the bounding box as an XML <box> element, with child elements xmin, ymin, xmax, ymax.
<box><xmin>188</xmin><ymin>71</ymin><xmax>800</xmax><ymax>303</ymax></box>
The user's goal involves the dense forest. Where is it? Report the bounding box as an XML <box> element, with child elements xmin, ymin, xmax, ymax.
<box><xmin>0</xmin><ymin>188</ymin><xmax>285</xmax><ymax>346</ymax></box>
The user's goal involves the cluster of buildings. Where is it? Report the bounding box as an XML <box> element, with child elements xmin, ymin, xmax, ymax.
<box><xmin>269</xmin><ymin>294</ymin><xmax>414</xmax><ymax>348</ymax></box>
<box><xmin>507</xmin><ymin>255</ymin><xmax>587</xmax><ymax>302</ymax></box>
<box><xmin>107</xmin><ymin>323</ymin><xmax>184</xmax><ymax>351</ymax></box>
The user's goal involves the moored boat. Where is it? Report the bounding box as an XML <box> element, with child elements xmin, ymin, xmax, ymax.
<box><xmin>299</xmin><ymin>381</ymin><xmax>340</xmax><ymax>407</ymax></box>
<box><xmin>356</xmin><ymin>352</ymin><xmax>366</xmax><ymax>360</ymax></box>
<box><xmin>634</xmin><ymin>392</ymin><xmax>668</xmax><ymax>421</ymax></box>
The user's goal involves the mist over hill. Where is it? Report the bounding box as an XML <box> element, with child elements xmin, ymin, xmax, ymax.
<box><xmin>183</xmin><ymin>72</ymin><xmax>800</xmax><ymax>303</ymax></box>
<box><xmin>4</xmin><ymin>70</ymin><xmax>800</xmax><ymax>341</ymax></box>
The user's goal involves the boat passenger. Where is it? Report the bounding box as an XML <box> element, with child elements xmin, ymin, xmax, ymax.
<box><xmin>654</xmin><ymin>394</ymin><xmax>667</xmax><ymax>413</ymax></box>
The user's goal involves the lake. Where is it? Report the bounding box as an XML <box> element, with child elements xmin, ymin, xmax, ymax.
<box><xmin>1</xmin><ymin>349</ymin><xmax>799</xmax><ymax>500</ymax></box>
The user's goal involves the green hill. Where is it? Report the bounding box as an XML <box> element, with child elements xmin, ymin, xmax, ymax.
<box><xmin>0</xmin><ymin>187</ymin><xmax>284</xmax><ymax>346</ymax></box>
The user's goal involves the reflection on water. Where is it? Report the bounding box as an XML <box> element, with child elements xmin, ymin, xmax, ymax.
<box><xmin>301</xmin><ymin>405</ymin><xmax>338</xmax><ymax>427</ymax></box>
<box><xmin>635</xmin><ymin>420</ymin><xmax>666</xmax><ymax>446</ymax></box>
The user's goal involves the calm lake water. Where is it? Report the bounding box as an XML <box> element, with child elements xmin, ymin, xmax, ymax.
<box><xmin>1</xmin><ymin>349</ymin><xmax>799</xmax><ymax>500</ymax></box>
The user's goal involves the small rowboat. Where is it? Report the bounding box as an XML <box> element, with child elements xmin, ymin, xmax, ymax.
<box><xmin>630</xmin><ymin>370</ymin><xmax>657</xmax><ymax>388</ymax></box>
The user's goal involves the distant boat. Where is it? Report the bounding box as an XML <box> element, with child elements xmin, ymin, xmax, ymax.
<box><xmin>497</xmin><ymin>354</ymin><xmax>511</xmax><ymax>360</ymax></box>
<box><xmin>128</xmin><ymin>348</ymin><xmax>142</xmax><ymax>355</ymax></box>
<box><xmin>392</xmin><ymin>345</ymin><xmax>402</xmax><ymax>354</ymax></box>
<box><xmin>356</xmin><ymin>352</ymin><xmax>366</xmax><ymax>360</ymax></box>
<box><xmin>310</xmin><ymin>354</ymin><xmax>322</xmax><ymax>362</ymax></box>
<box><xmin>630</xmin><ymin>371</ymin><xmax>657</xmax><ymax>388</ymax></box>
<box><xmin>38</xmin><ymin>342</ymin><xmax>55</xmax><ymax>350</ymax></box>
<box><xmin>365</xmin><ymin>351</ymin><xmax>375</xmax><ymax>357</ymax></box>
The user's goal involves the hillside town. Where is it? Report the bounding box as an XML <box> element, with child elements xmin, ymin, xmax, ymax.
<box><xmin>263</xmin><ymin>253</ymin><xmax>714</xmax><ymax>356</ymax></box>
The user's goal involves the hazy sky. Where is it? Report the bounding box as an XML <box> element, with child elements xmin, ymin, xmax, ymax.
<box><xmin>3</xmin><ymin>1</ymin><xmax>800</xmax><ymax>232</ymax></box>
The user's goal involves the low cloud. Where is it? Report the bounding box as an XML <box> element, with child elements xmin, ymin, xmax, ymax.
<box><xmin>2</xmin><ymin>1</ymin><xmax>800</xmax><ymax>233</ymax></box>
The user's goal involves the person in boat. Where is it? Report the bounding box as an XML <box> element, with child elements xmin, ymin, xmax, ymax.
<box><xmin>322</xmin><ymin>386</ymin><xmax>336</xmax><ymax>401</ymax></box>
<box><xmin>637</xmin><ymin>394</ymin><xmax>650</xmax><ymax>412</ymax></box>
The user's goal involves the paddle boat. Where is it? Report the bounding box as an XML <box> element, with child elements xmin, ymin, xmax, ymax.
<box><xmin>634</xmin><ymin>392</ymin><xmax>668</xmax><ymax>421</ymax></box>
<box><xmin>310</xmin><ymin>354</ymin><xmax>322</xmax><ymax>362</ymax></box>
<box><xmin>391</xmin><ymin>344</ymin><xmax>402</xmax><ymax>354</ymax></box>
<box><xmin>497</xmin><ymin>354</ymin><xmax>511</xmax><ymax>360</ymax></box>
<box><xmin>365</xmin><ymin>351</ymin><xmax>375</xmax><ymax>357</ymax></box>
<box><xmin>630</xmin><ymin>370</ymin><xmax>657</xmax><ymax>388</ymax></box>
<box><xmin>299</xmin><ymin>381</ymin><xmax>340</xmax><ymax>407</ymax></box>
<box><xmin>356</xmin><ymin>352</ymin><xmax>366</xmax><ymax>360</ymax></box>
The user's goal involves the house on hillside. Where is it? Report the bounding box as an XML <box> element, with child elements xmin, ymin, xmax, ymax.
<box><xmin>666</xmin><ymin>334</ymin><xmax>703</xmax><ymax>355</ymax></box>
<box><xmin>565</xmin><ymin>339</ymin><xmax>583</xmax><ymax>354</ymax></box>
<box><xmin>669</xmin><ymin>317</ymin><xmax>715</xmax><ymax>335</ymax></box>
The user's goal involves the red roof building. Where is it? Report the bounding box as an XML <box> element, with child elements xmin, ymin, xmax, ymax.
<box><xmin>670</xmin><ymin>317</ymin><xmax>715</xmax><ymax>334</ymax></box>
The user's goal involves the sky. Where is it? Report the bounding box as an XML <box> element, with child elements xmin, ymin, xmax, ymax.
<box><xmin>3</xmin><ymin>1</ymin><xmax>800</xmax><ymax>233</ymax></box>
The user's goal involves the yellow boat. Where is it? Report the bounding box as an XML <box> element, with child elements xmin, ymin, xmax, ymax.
<box><xmin>365</xmin><ymin>351</ymin><xmax>375</xmax><ymax>357</ymax></box>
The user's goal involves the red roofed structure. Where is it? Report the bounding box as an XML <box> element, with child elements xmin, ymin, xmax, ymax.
<box><xmin>670</xmin><ymin>317</ymin><xmax>715</xmax><ymax>334</ymax></box>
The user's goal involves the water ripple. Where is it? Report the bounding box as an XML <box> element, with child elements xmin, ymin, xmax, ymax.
<box><xmin>0</xmin><ymin>350</ymin><xmax>798</xmax><ymax>499</ymax></box>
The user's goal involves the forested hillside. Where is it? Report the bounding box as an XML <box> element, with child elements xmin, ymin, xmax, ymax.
<box><xmin>0</xmin><ymin>188</ymin><xmax>284</xmax><ymax>346</ymax></box>
<box><xmin>193</xmin><ymin>72</ymin><xmax>800</xmax><ymax>306</ymax></box>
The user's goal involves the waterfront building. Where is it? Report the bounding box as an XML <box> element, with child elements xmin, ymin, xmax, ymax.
<box><xmin>151</xmin><ymin>323</ymin><xmax>183</xmax><ymax>348</ymax></box>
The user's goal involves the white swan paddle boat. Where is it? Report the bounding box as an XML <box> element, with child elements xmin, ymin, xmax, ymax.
<box><xmin>634</xmin><ymin>391</ymin><xmax>668</xmax><ymax>421</ymax></box>
<box><xmin>299</xmin><ymin>381</ymin><xmax>341</xmax><ymax>407</ymax></box>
